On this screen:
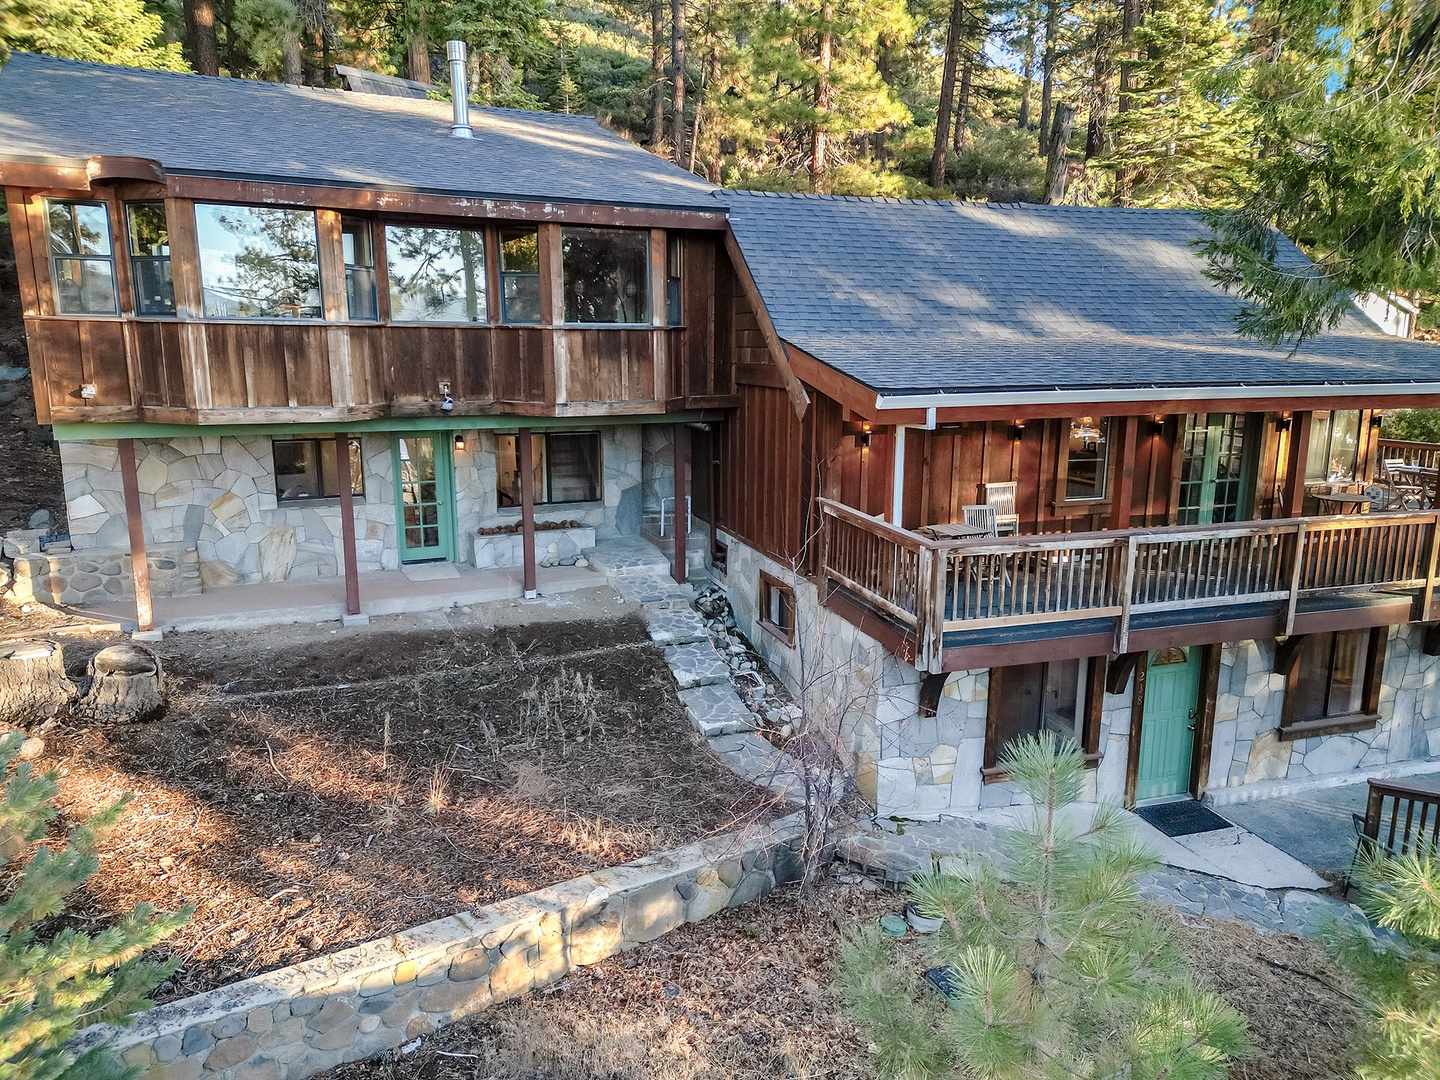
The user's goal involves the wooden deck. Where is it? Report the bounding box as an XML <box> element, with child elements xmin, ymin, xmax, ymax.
<box><xmin>817</xmin><ymin>498</ymin><xmax>1440</xmax><ymax>672</ymax></box>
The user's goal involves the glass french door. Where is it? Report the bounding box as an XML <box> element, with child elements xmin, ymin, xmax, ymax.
<box><xmin>1177</xmin><ymin>414</ymin><xmax>1252</xmax><ymax>525</ymax></box>
<box><xmin>392</xmin><ymin>434</ymin><xmax>455</xmax><ymax>563</ymax></box>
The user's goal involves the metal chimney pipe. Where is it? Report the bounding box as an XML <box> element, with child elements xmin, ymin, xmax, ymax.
<box><xmin>447</xmin><ymin>40</ymin><xmax>472</xmax><ymax>138</ymax></box>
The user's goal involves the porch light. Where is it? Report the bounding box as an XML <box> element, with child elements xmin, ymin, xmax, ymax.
<box><xmin>1278</xmin><ymin>411</ymin><xmax>1293</xmax><ymax>431</ymax></box>
<box><xmin>454</xmin><ymin>433</ymin><xmax>466</xmax><ymax>451</ymax></box>
<box><xmin>1010</xmin><ymin>419</ymin><xmax>1026</xmax><ymax>440</ymax></box>
<box><xmin>1150</xmin><ymin>414</ymin><xmax>1165</xmax><ymax>435</ymax></box>
<box><xmin>1371</xmin><ymin>412</ymin><xmax>1385</xmax><ymax>429</ymax></box>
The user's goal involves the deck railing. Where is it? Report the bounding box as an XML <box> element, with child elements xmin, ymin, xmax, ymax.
<box><xmin>1361</xmin><ymin>777</ymin><xmax>1440</xmax><ymax>858</ymax></box>
<box><xmin>816</xmin><ymin>499</ymin><xmax>1440</xmax><ymax>672</ymax></box>
<box><xmin>1376</xmin><ymin>438</ymin><xmax>1440</xmax><ymax>474</ymax></box>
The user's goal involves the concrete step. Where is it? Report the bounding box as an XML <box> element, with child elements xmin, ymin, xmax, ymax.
<box><xmin>664</xmin><ymin>639</ymin><xmax>730</xmax><ymax>689</ymax></box>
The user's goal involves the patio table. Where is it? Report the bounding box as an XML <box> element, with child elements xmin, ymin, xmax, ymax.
<box><xmin>918</xmin><ymin>522</ymin><xmax>993</xmax><ymax>541</ymax></box>
<box><xmin>1316</xmin><ymin>492</ymin><xmax>1372</xmax><ymax>515</ymax></box>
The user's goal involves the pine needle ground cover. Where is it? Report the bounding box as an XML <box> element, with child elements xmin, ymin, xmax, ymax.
<box><xmin>28</xmin><ymin>607</ymin><xmax>776</xmax><ymax>1002</ymax></box>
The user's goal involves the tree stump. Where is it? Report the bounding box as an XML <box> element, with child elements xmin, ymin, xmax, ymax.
<box><xmin>76</xmin><ymin>644</ymin><xmax>164</xmax><ymax>724</ymax></box>
<box><xmin>0</xmin><ymin>640</ymin><xmax>77</xmax><ymax>728</ymax></box>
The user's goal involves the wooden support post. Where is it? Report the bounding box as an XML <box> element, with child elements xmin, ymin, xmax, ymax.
<box><xmin>117</xmin><ymin>439</ymin><xmax>154</xmax><ymax>634</ymax></box>
<box><xmin>1111</xmin><ymin>415</ymin><xmax>1137</xmax><ymax>529</ymax></box>
<box><xmin>1282</xmin><ymin>411</ymin><xmax>1313</xmax><ymax>517</ymax></box>
<box><xmin>1113</xmin><ymin>534</ymin><xmax>1138</xmax><ymax>654</ymax></box>
<box><xmin>1422</xmin><ymin>510</ymin><xmax>1440</xmax><ymax>621</ymax></box>
<box><xmin>334</xmin><ymin>434</ymin><xmax>361</xmax><ymax>617</ymax></box>
<box><xmin>891</xmin><ymin>425</ymin><xmax>907</xmax><ymax>526</ymax></box>
<box><xmin>518</xmin><ymin>428</ymin><xmax>538</xmax><ymax>598</ymax></box>
<box><xmin>1282</xmin><ymin>520</ymin><xmax>1307</xmax><ymax>637</ymax></box>
<box><xmin>672</xmin><ymin>424</ymin><xmax>690</xmax><ymax>585</ymax></box>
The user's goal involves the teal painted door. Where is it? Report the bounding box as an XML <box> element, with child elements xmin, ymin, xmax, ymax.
<box><xmin>1136</xmin><ymin>647</ymin><xmax>1201</xmax><ymax>801</ymax></box>
<box><xmin>393</xmin><ymin>434</ymin><xmax>455</xmax><ymax>563</ymax></box>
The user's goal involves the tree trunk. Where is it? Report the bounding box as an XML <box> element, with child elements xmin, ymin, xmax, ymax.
<box><xmin>953</xmin><ymin>32</ymin><xmax>976</xmax><ymax>154</ymax></box>
<box><xmin>1084</xmin><ymin>11</ymin><xmax>1117</xmax><ymax>162</ymax></box>
<box><xmin>670</xmin><ymin>0</ymin><xmax>687</xmax><ymax>166</ymax></box>
<box><xmin>0</xmin><ymin>641</ymin><xmax>76</xmax><ymax>728</ymax></box>
<box><xmin>875</xmin><ymin>40</ymin><xmax>893</xmax><ymax>167</ymax></box>
<box><xmin>706</xmin><ymin>48</ymin><xmax>722</xmax><ymax>182</ymax></box>
<box><xmin>1044</xmin><ymin>102</ymin><xmax>1075</xmax><ymax>203</ymax></box>
<box><xmin>1038</xmin><ymin>0</ymin><xmax>1060</xmax><ymax>155</ymax></box>
<box><xmin>651</xmin><ymin>0</ymin><xmax>666</xmax><ymax>150</ymax></box>
<box><xmin>75</xmin><ymin>645</ymin><xmax>165</xmax><ymax>726</ymax></box>
<box><xmin>183</xmin><ymin>0</ymin><xmax>220</xmax><ymax>76</ymax></box>
<box><xmin>810</xmin><ymin>0</ymin><xmax>835</xmax><ymax>193</ymax></box>
<box><xmin>408</xmin><ymin>30</ymin><xmax>430</xmax><ymax>84</ymax></box>
<box><xmin>282</xmin><ymin>30</ymin><xmax>303</xmax><ymax>85</ymax></box>
<box><xmin>928</xmin><ymin>0</ymin><xmax>966</xmax><ymax>188</ymax></box>
<box><xmin>1018</xmin><ymin>9</ymin><xmax>1036</xmax><ymax>128</ymax></box>
<box><xmin>1114</xmin><ymin>0</ymin><xmax>1144</xmax><ymax>203</ymax></box>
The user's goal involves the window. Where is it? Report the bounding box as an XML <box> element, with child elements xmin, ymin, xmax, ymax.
<box><xmin>341</xmin><ymin>216</ymin><xmax>378</xmax><ymax>321</ymax></box>
<box><xmin>759</xmin><ymin>571</ymin><xmax>795</xmax><ymax>645</ymax></box>
<box><xmin>666</xmin><ymin>234</ymin><xmax>682</xmax><ymax>327</ymax></box>
<box><xmin>1281</xmin><ymin>628</ymin><xmax>1384</xmax><ymax>735</ymax></box>
<box><xmin>196</xmin><ymin>204</ymin><xmax>321</xmax><ymax>318</ymax></box>
<box><xmin>499</xmin><ymin>227</ymin><xmax>541</xmax><ymax>324</ymax></box>
<box><xmin>125</xmin><ymin>202</ymin><xmax>174</xmax><ymax>316</ymax></box>
<box><xmin>496</xmin><ymin>432</ymin><xmax>602</xmax><ymax>506</ymax></box>
<box><xmin>1306</xmin><ymin>410</ymin><xmax>1362</xmax><ymax>484</ymax></box>
<box><xmin>273</xmin><ymin>437</ymin><xmax>364</xmax><ymax>502</ymax></box>
<box><xmin>385</xmin><ymin>224</ymin><xmax>487</xmax><ymax>322</ymax></box>
<box><xmin>1063</xmin><ymin>417</ymin><xmax>1109</xmax><ymax>501</ymax></box>
<box><xmin>561</xmin><ymin>227</ymin><xmax>649</xmax><ymax>324</ymax></box>
<box><xmin>985</xmin><ymin>658</ymin><xmax>1094</xmax><ymax>772</ymax></box>
<box><xmin>46</xmin><ymin>200</ymin><xmax>117</xmax><ymax>315</ymax></box>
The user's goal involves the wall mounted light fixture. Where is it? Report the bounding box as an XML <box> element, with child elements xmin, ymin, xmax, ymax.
<box><xmin>1278</xmin><ymin>411</ymin><xmax>1293</xmax><ymax>431</ymax></box>
<box><xmin>1371</xmin><ymin>412</ymin><xmax>1385</xmax><ymax>429</ymax></box>
<box><xmin>454</xmin><ymin>433</ymin><xmax>466</xmax><ymax>451</ymax></box>
<box><xmin>1149</xmin><ymin>413</ymin><xmax>1165</xmax><ymax>436</ymax></box>
<box><xmin>1010</xmin><ymin>419</ymin><xmax>1026</xmax><ymax>440</ymax></box>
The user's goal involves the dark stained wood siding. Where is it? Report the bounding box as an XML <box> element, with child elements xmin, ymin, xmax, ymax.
<box><xmin>717</xmin><ymin>383</ymin><xmax>809</xmax><ymax>565</ymax></box>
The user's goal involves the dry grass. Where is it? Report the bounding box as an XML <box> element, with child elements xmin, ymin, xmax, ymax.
<box><xmin>33</xmin><ymin>615</ymin><xmax>780</xmax><ymax>1000</ymax></box>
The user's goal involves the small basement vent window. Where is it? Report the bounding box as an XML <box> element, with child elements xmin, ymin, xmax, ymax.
<box><xmin>274</xmin><ymin>437</ymin><xmax>364</xmax><ymax>502</ymax></box>
<box><xmin>759</xmin><ymin>571</ymin><xmax>795</xmax><ymax>646</ymax></box>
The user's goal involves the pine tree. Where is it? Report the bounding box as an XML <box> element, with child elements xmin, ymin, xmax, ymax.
<box><xmin>0</xmin><ymin>732</ymin><xmax>189</xmax><ymax>1080</ymax></box>
<box><xmin>0</xmin><ymin>0</ymin><xmax>187</xmax><ymax>70</ymax></box>
<box><xmin>839</xmin><ymin>732</ymin><xmax>1251</xmax><ymax>1080</ymax></box>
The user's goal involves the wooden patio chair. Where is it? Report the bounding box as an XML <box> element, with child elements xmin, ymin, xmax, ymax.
<box><xmin>961</xmin><ymin>504</ymin><xmax>999</xmax><ymax>537</ymax></box>
<box><xmin>1381</xmin><ymin>458</ymin><xmax>1427</xmax><ymax>511</ymax></box>
<box><xmin>983</xmin><ymin>482</ymin><xmax>1020</xmax><ymax>535</ymax></box>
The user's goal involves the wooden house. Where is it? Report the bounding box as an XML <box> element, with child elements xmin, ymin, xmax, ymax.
<box><xmin>6</xmin><ymin>53</ymin><xmax>1440</xmax><ymax>816</ymax></box>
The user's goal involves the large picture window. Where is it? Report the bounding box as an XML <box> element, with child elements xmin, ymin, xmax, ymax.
<box><xmin>125</xmin><ymin>202</ymin><xmax>174</xmax><ymax>316</ymax></box>
<box><xmin>385</xmin><ymin>224</ymin><xmax>487</xmax><ymax>322</ymax></box>
<box><xmin>273</xmin><ymin>437</ymin><xmax>364</xmax><ymax>502</ymax></box>
<box><xmin>499</xmin><ymin>227</ymin><xmax>541</xmax><ymax>324</ymax></box>
<box><xmin>985</xmin><ymin>658</ymin><xmax>1095</xmax><ymax>773</ymax></box>
<box><xmin>496</xmin><ymin>432</ymin><xmax>602</xmax><ymax>506</ymax></box>
<box><xmin>196</xmin><ymin>204</ymin><xmax>321</xmax><ymax>318</ymax></box>
<box><xmin>46</xmin><ymin>200</ymin><xmax>117</xmax><ymax>315</ymax></box>
<box><xmin>1306</xmin><ymin>410</ymin><xmax>1362</xmax><ymax>484</ymax></box>
<box><xmin>561</xmin><ymin>227</ymin><xmax>649</xmax><ymax>324</ymax></box>
<box><xmin>1281</xmin><ymin>628</ymin><xmax>1384</xmax><ymax>735</ymax></box>
<box><xmin>1062</xmin><ymin>417</ymin><xmax>1109</xmax><ymax>501</ymax></box>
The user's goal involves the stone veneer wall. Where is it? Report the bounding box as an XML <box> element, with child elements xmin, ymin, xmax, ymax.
<box><xmin>10</xmin><ymin>544</ymin><xmax>200</xmax><ymax>606</ymax></box>
<box><xmin>83</xmin><ymin>814</ymin><xmax>805</xmax><ymax>1080</ymax></box>
<box><xmin>717</xmin><ymin>534</ymin><xmax>1440</xmax><ymax>820</ymax></box>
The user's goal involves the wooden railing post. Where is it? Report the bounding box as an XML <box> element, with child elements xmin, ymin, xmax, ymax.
<box><xmin>1423</xmin><ymin>512</ymin><xmax>1440</xmax><ymax>621</ymax></box>
<box><xmin>1282</xmin><ymin>520</ymin><xmax>1307</xmax><ymax>637</ymax></box>
<box><xmin>914</xmin><ymin>545</ymin><xmax>946</xmax><ymax>673</ymax></box>
<box><xmin>1114</xmin><ymin>534</ymin><xmax>1138</xmax><ymax>654</ymax></box>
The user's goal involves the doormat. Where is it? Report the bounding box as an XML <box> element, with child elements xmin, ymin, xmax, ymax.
<box><xmin>1134</xmin><ymin>801</ymin><xmax>1233</xmax><ymax>838</ymax></box>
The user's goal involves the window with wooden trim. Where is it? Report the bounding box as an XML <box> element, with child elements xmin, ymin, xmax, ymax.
<box><xmin>1062</xmin><ymin>417</ymin><xmax>1109</xmax><ymax>501</ymax></box>
<box><xmin>666</xmin><ymin>234</ymin><xmax>682</xmax><ymax>327</ymax></box>
<box><xmin>46</xmin><ymin>200</ymin><xmax>118</xmax><ymax>315</ymax></box>
<box><xmin>985</xmin><ymin>658</ymin><xmax>1099</xmax><ymax>774</ymax></box>
<box><xmin>125</xmin><ymin>202</ymin><xmax>174</xmax><ymax>316</ymax></box>
<box><xmin>341</xmin><ymin>215</ymin><xmax>378</xmax><ymax>321</ymax></box>
<box><xmin>496</xmin><ymin>432</ymin><xmax>602</xmax><ymax>506</ymax></box>
<box><xmin>195</xmin><ymin>203</ymin><xmax>321</xmax><ymax>318</ymax></box>
<box><xmin>1280</xmin><ymin>628</ymin><xmax>1385</xmax><ymax>736</ymax></box>
<box><xmin>273</xmin><ymin>437</ymin><xmax>364</xmax><ymax>502</ymax></box>
<box><xmin>499</xmin><ymin>227</ymin><xmax>541</xmax><ymax>324</ymax></box>
<box><xmin>560</xmin><ymin>227</ymin><xmax>649</xmax><ymax>324</ymax></box>
<box><xmin>385</xmin><ymin>224</ymin><xmax>487</xmax><ymax>323</ymax></box>
<box><xmin>759</xmin><ymin>572</ymin><xmax>795</xmax><ymax>645</ymax></box>
<box><xmin>1305</xmin><ymin>410</ymin><xmax>1362</xmax><ymax>484</ymax></box>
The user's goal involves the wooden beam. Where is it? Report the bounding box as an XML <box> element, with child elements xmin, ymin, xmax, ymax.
<box><xmin>672</xmin><ymin>423</ymin><xmax>690</xmax><ymax>584</ymax></box>
<box><xmin>334</xmin><ymin>433</ymin><xmax>361</xmax><ymax>617</ymax></box>
<box><xmin>518</xmin><ymin>427</ymin><xmax>538</xmax><ymax>598</ymax></box>
<box><xmin>1106</xmin><ymin>651</ymin><xmax>1141</xmax><ymax>695</ymax></box>
<box><xmin>918</xmin><ymin>672</ymin><xmax>949</xmax><ymax>718</ymax></box>
<box><xmin>1282</xmin><ymin>411</ymin><xmax>1313</xmax><ymax>517</ymax></box>
<box><xmin>117</xmin><ymin>439</ymin><xmax>154</xmax><ymax>633</ymax></box>
<box><xmin>1110</xmin><ymin>414</ymin><xmax>1137</xmax><ymax>529</ymax></box>
<box><xmin>721</xmin><ymin>229</ymin><xmax>810</xmax><ymax>420</ymax></box>
<box><xmin>1190</xmin><ymin>643</ymin><xmax>1222</xmax><ymax>799</ymax></box>
<box><xmin>1125</xmin><ymin>655</ymin><xmax>1148</xmax><ymax>808</ymax></box>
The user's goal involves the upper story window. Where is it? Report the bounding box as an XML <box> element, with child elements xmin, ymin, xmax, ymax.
<box><xmin>385</xmin><ymin>224</ymin><xmax>487</xmax><ymax>323</ymax></box>
<box><xmin>46</xmin><ymin>200</ymin><xmax>117</xmax><ymax>315</ymax></box>
<box><xmin>499</xmin><ymin>227</ymin><xmax>541</xmax><ymax>324</ymax></box>
<box><xmin>1306</xmin><ymin>410</ymin><xmax>1362</xmax><ymax>484</ymax></box>
<box><xmin>1063</xmin><ymin>416</ymin><xmax>1109</xmax><ymax>501</ymax></box>
<box><xmin>195</xmin><ymin>203</ymin><xmax>321</xmax><ymax>319</ymax></box>
<box><xmin>666</xmin><ymin>235</ymin><xmax>682</xmax><ymax>327</ymax></box>
<box><xmin>561</xmin><ymin>227</ymin><xmax>649</xmax><ymax>324</ymax></box>
<box><xmin>125</xmin><ymin>202</ymin><xmax>174</xmax><ymax>316</ymax></box>
<box><xmin>341</xmin><ymin>216</ymin><xmax>378</xmax><ymax>321</ymax></box>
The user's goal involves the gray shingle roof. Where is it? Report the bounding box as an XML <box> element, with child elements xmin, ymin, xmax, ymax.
<box><xmin>0</xmin><ymin>52</ymin><xmax>719</xmax><ymax>211</ymax></box>
<box><xmin>721</xmin><ymin>190</ymin><xmax>1440</xmax><ymax>396</ymax></box>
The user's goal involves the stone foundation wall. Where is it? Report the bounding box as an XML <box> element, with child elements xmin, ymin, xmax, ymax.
<box><xmin>471</xmin><ymin>527</ymin><xmax>595</xmax><ymax>569</ymax></box>
<box><xmin>10</xmin><ymin>544</ymin><xmax>200</xmax><ymax>606</ymax></box>
<box><xmin>79</xmin><ymin>814</ymin><xmax>805</xmax><ymax>1080</ymax></box>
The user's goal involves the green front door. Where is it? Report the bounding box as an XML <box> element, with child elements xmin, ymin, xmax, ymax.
<box><xmin>1136</xmin><ymin>647</ymin><xmax>1201</xmax><ymax>802</ymax></box>
<box><xmin>1177</xmin><ymin>414</ymin><xmax>1253</xmax><ymax>525</ymax></box>
<box><xmin>392</xmin><ymin>433</ymin><xmax>455</xmax><ymax>563</ymax></box>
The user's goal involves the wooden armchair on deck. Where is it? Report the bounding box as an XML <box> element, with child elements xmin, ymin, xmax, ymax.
<box><xmin>984</xmin><ymin>482</ymin><xmax>1020</xmax><ymax>535</ymax></box>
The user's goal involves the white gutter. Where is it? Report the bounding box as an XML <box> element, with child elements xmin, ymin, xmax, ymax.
<box><xmin>873</xmin><ymin>381</ymin><xmax>1440</xmax><ymax>412</ymax></box>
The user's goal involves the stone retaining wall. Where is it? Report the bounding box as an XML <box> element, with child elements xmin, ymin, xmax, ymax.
<box><xmin>80</xmin><ymin>814</ymin><xmax>806</xmax><ymax>1080</ymax></box>
<box><xmin>10</xmin><ymin>544</ymin><xmax>200</xmax><ymax>606</ymax></box>
<box><xmin>471</xmin><ymin>527</ymin><xmax>595</xmax><ymax>570</ymax></box>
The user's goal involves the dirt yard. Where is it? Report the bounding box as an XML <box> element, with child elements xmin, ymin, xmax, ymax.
<box><xmin>30</xmin><ymin>609</ymin><xmax>778</xmax><ymax>1001</ymax></box>
<box><xmin>327</xmin><ymin>870</ymin><xmax>1359</xmax><ymax>1080</ymax></box>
